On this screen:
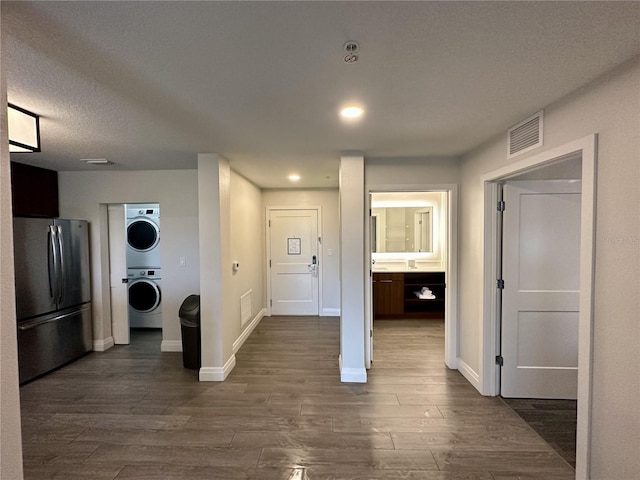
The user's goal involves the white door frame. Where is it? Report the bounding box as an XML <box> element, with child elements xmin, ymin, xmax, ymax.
<box><xmin>265</xmin><ymin>206</ymin><xmax>323</xmax><ymax>316</ymax></box>
<box><xmin>481</xmin><ymin>134</ymin><xmax>597</xmax><ymax>480</ymax></box>
<box><xmin>107</xmin><ymin>203</ymin><xmax>129</xmax><ymax>345</ymax></box>
<box><xmin>365</xmin><ymin>184</ymin><xmax>458</xmax><ymax>370</ymax></box>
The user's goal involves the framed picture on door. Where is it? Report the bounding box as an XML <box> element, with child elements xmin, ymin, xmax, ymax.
<box><xmin>287</xmin><ymin>237</ymin><xmax>301</xmax><ymax>255</ymax></box>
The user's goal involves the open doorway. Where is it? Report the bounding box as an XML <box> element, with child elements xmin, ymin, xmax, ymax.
<box><xmin>107</xmin><ymin>203</ymin><xmax>163</xmax><ymax>346</ymax></box>
<box><xmin>365</xmin><ymin>187</ymin><xmax>458</xmax><ymax>370</ymax></box>
<box><xmin>481</xmin><ymin>135</ymin><xmax>597</xmax><ymax>479</ymax></box>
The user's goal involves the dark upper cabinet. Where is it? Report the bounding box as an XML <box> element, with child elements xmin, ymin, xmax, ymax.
<box><xmin>10</xmin><ymin>162</ymin><xmax>59</xmax><ymax>218</ymax></box>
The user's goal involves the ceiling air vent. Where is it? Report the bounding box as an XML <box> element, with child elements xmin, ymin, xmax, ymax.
<box><xmin>508</xmin><ymin>110</ymin><xmax>543</xmax><ymax>159</ymax></box>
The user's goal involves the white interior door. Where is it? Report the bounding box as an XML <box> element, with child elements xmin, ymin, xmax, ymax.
<box><xmin>501</xmin><ymin>180</ymin><xmax>581</xmax><ymax>399</ymax></box>
<box><xmin>269</xmin><ymin>209</ymin><xmax>319</xmax><ymax>316</ymax></box>
<box><xmin>108</xmin><ymin>204</ymin><xmax>129</xmax><ymax>344</ymax></box>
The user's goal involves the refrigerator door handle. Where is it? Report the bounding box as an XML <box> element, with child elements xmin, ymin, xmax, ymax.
<box><xmin>17</xmin><ymin>306</ymin><xmax>90</xmax><ymax>330</ymax></box>
<box><xmin>57</xmin><ymin>225</ymin><xmax>65</xmax><ymax>303</ymax></box>
<box><xmin>49</xmin><ymin>225</ymin><xmax>59</xmax><ymax>301</ymax></box>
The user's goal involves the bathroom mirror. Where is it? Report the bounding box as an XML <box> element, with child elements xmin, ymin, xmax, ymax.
<box><xmin>371</xmin><ymin>206</ymin><xmax>433</xmax><ymax>253</ymax></box>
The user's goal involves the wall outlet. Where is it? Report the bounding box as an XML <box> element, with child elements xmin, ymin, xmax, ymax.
<box><xmin>328</xmin><ymin>249</ymin><xmax>333</xmax><ymax>256</ymax></box>
<box><xmin>179</xmin><ymin>257</ymin><xmax>186</xmax><ymax>267</ymax></box>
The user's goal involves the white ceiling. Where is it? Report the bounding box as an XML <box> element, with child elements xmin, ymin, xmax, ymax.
<box><xmin>3</xmin><ymin>1</ymin><xmax>639</xmax><ymax>188</ymax></box>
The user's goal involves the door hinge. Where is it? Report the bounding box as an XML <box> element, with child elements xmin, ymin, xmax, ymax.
<box><xmin>269</xmin><ymin>259</ymin><xmax>271</xmax><ymax>268</ymax></box>
<box><xmin>370</xmin><ymin>330</ymin><xmax>373</xmax><ymax>338</ymax></box>
<box><xmin>270</xmin><ymin>299</ymin><xmax>272</xmax><ymax>307</ymax></box>
<box><xmin>268</xmin><ymin>220</ymin><xmax>271</xmax><ymax>227</ymax></box>
<box><xmin>497</xmin><ymin>200</ymin><xmax>506</xmax><ymax>212</ymax></box>
<box><xmin>496</xmin><ymin>355</ymin><xmax>504</xmax><ymax>366</ymax></box>
<box><xmin>497</xmin><ymin>279</ymin><xmax>505</xmax><ymax>289</ymax></box>
<box><xmin>369</xmin><ymin>208</ymin><xmax>372</xmax><ymax>216</ymax></box>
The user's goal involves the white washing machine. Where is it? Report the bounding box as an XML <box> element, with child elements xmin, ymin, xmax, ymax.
<box><xmin>126</xmin><ymin>204</ymin><xmax>161</xmax><ymax>268</ymax></box>
<box><xmin>128</xmin><ymin>268</ymin><xmax>162</xmax><ymax>328</ymax></box>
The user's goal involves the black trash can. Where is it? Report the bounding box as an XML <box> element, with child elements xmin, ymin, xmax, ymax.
<box><xmin>179</xmin><ymin>295</ymin><xmax>201</xmax><ymax>370</ymax></box>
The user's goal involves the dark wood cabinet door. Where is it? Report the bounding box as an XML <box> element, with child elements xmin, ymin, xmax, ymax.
<box><xmin>373</xmin><ymin>273</ymin><xmax>404</xmax><ymax>318</ymax></box>
<box><xmin>11</xmin><ymin>161</ymin><xmax>59</xmax><ymax>218</ymax></box>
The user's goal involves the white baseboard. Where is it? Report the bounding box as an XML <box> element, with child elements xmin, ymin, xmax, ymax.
<box><xmin>199</xmin><ymin>355</ymin><xmax>236</xmax><ymax>382</ymax></box>
<box><xmin>93</xmin><ymin>337</ymin><xmax>114</xmax><ymax>352</ymax></box>
<box><xmin>445</xmin><ymin>356</ymin><xmax>459</xmax><ymax>370</ymax></box>
<box><xmin>339</xmin><ymin>354</ymin><xmax>367</xmax><ymax>383</ymax></box>
<box><xmin>233</xmin><ymin>308</ymin><xmax>266</xmax><ymax>354</ymax></box>
<box><xmin>457</xmin><ymin>357</ymin><xmax>481</xmax><ymax>391</ymax></box>
<box><xmin>321</xmin><ymin>308</ymin><xmax>340</xmax><ymax>317</ymax></box>
<box><xmin>161</xmin><ymin>340</ymin><xmax>182</xmax><ymax>352</ymax></box>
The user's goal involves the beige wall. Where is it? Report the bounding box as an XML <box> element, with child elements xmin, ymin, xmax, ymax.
<box><xmin>0</xmin><ymin>63</ymin><xmax>24</xmax><ymax>480</ymax></box>
<box><xmin>262</xmin><ymin>188</ymin><xmax>340</xmax><ymax>314</ymax></box>
<box><xmin>58</xmin><ymin>170</ymin><xmax>200</xmax><ymax>347</ymax></box>
<box><xmin>459</xmin><ymin>57</ymin><xmax>640</xmax><ymax>478</ymax></box>
<box><xmin>365</xmin><ymin>156</ymin><xmax>459</xmax><ymax>186</ymax></box>
<box><xmin>230</xmin><ymin>171</ymin><xmax>265</xmax><ymax>336</ymax></box>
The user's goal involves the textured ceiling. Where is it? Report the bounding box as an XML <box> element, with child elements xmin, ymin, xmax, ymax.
<box><xmin>2</xmin><ymin>1</ymin><xmax>639</xmax><ymax>188</ymax></box>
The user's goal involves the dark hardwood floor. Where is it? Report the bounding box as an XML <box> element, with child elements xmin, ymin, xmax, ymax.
<box><xmin>19</xmin><ymin>317</ymin><xmax>576</xmax><ymax>479</ymax></box>
<box><xmin>501</xmin><ymin>398</ymin><xmax>577</xmax><ymax>468</ymax></box>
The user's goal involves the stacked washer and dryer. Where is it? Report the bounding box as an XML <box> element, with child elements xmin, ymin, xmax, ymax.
<box><xmin>126</xmin><ymin>204</ymin><xmax>162</xmax><ymax>329</ymax></box>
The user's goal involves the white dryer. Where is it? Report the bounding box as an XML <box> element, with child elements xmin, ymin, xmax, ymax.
<box><xmin>126</xmin><ymin>204</ymin><xmax>161</xmax><ymax>268</ymax></box>
<box><xmin>128</xmin><ymin>268</ymin><xmax>162</xmax><ymax>328</ymax></box>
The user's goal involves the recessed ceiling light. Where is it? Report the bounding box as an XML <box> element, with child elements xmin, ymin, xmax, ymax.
<box><xmin>340</xmin><ymin>106</ymin><xmax>364</xmax><ymax>119</ymax></box>
<box><xmin>288</xmin><ymin>174</ymin><xmax>301</xmax><ymax>182</ymax></box>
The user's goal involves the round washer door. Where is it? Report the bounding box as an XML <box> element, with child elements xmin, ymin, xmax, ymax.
<box><xmin>127</xmin><ymin>218</ymin><xmax>160</xmax><ymax>252</ymax></box>
<box><xmin>128</xmin><ymin>279</ymin><xmax>161</xmax><ymax>313</ymax></box>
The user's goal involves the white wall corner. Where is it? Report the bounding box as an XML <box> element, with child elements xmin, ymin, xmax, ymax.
<box><xmin>93</xmin><ymin>337</ymin><xmax>114</xmax><ymax>352</ymax></box>
<box><xmin>199</xmin><ymin>354</ymin><xmax>236</xmax><ymax>382</ymax></box>
<box><xmin>339</xmin><ymin>154</ymin><xmax>366</xmax><ymax>384</ymax></box>
<box><xmin>160</xmin><ymin>340</ymin><xmax>183</xmax><ymax>352</ymax></box>
<box><xmin>321</xmin><ymin>308</ymin><xmax>340</xmax><ymax>317</ymax></box>
<box><xmin>233</xmin><ymin>308</ymin><xmax>266</xmax><ymax>354</ymax></box>
<box><xmin>457</xmin><ymin>357</ymin><xmax>482</xmax><ymax>391</ymax></box>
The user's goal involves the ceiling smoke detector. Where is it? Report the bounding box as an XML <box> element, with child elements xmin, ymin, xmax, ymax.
<box><xmin>343</xmin><ymin>41</ymin><xmax>359</xmax><ymax>63</ymax></box>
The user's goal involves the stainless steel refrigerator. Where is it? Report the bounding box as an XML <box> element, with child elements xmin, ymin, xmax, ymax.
<box><xmin>13</xmin><ymin>218</ymin><xmax>92</xmax><ymax>383</ymax></box>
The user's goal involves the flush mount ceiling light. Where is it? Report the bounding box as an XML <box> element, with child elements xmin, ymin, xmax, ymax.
<box><xmin>8</xmin><ymin>104</ymin><xmax>41</xmax><ymax>153</ymax></box>
<box><xmin>81</xmin><ymin>158</ymin><xmax>115</xmax><ymax>166</ymax></box>
<box><xmin>340</xmin><ymin>106</ymin><xmax>364</xmax><ymax>119</ymax></box>
<box><xmin>288</xmin><ymin>174</ymin><xmax>301</xmax><ymax>182</ymax></box>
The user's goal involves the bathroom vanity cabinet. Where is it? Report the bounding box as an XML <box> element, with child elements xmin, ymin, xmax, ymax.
<box><xmin>373</xmin><ymin>271</ymin><xmax>445</xmax><ymax>319</ymax></box>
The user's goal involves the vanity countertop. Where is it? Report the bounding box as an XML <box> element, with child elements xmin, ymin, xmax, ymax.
<box><xmin>372</xmin><ymin>266</ymin><xmax>443</xmax><ymax>273</ymax></box>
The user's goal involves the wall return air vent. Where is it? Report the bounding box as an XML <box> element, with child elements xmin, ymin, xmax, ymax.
<box><xmin>507</xmin><ymin>110</ymin><xmax>543</xmax><ymax>159</ymax></box>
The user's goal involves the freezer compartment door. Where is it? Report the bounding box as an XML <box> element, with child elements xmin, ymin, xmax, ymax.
<box><xmin>17</xmin><ymin>304</ymin><xmax>92</xmax><ymax>383</ymax></box>
<box><xmin>55</xmin><ymin>219</ymin><xmax>91</xmax><ymax>310</ymax></box>
<box><xmin>13</xmin><ymin>217</ymin><xmax>57</xmax><ymax>320</ymax></box>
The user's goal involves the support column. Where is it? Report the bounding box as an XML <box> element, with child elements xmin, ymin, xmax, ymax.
<box><xmin>339</xmin><ymin>154</ymin><xmax>367</xmax><ymax>383</ymax></box>
<box><xmin>197</xmin><ymin>154</ymin><xmax>235</xmax><ymax>381</ymax></box>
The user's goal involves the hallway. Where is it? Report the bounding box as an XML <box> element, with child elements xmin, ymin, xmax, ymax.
<box><xmin>19</xmin><ymin>318</ymin><xmax>575</xmax><ymax>479</ymax></box>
